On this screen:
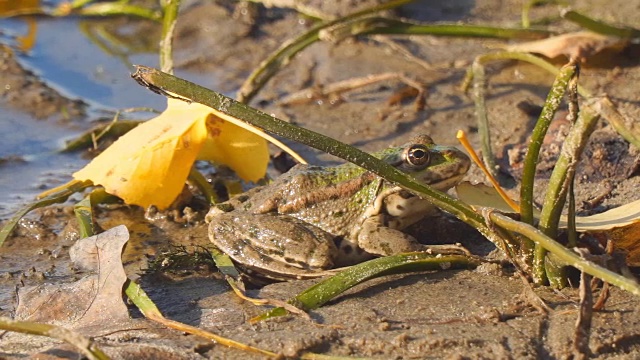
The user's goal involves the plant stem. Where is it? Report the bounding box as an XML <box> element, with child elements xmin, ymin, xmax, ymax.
<box><xmin>159</xmin><ymin>0</ymin><xmax>180</xmax><ymax>73</ymax></box>
<box><xmin>520</xmin><ymin>63</ymin><xmax>576</xmax><ymax>226</ymax></box>
<box><xmin>562</xmin><ymin>9</ymin><xmax>640</xmax><ymax>39</ymax></box>
<box><xmin>490</xmin><ymin>212</ymin><xmax>640</xmax><ymax>297</ymax></box>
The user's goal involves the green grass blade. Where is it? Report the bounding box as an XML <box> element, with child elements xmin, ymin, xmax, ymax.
<box><xmin>470</xmin><ymin>60</ymin><xmax>497</xmax><ymax>177</ymax></box>
<box><xmin>132</xmin><ymin>66</ymin><xmax>487</xmax><ymax>233</ymax></box>
<box><xmin>520</xmin><ymin>63</ymin><xmax>576</xmax><ymax>225</ymax></box>
<box><xmin>346</xmin><ymin>17</ymin><xmax>551</xmax><ymax>39</ymax></box>
<box><xmin>562</xmin><ymin>9</ymin><xmax>640</xmax><ymax>39</ymax></box>
<box><xmin>535</xmin><ymin>97</ymin><xmax>599</xmax><ymax>286</ymax></box>
<box><xmin>0</xmin><ymin>180</ymin><xmax>92</xmax><ymax>247</ymax></box>
<box><xmin>237</xmin><ymin>0</ymin><xmax>413</xmax><ymax>103</ymax></box>
<box><xmin>74</xmin><ymin>196</ymin><xmax>95</xmax><ymax>238</ymax></box>
<box><xmin>255</xmin><ymin>253</ymin><xmax>480</xmax><ymax>321</ymax></box>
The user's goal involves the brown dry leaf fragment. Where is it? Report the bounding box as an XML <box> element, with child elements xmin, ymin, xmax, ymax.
<box><xmin>594</xmin><ymin>222</ymin><xmax>640</xmax><ymax>266</ymax></box>
<box><xmin>506</xmin><ymin>31</ymin><xmax>627</xmax><ymax>60</ymax></box>
<box><xmin>16</xmin><ymin>226</ymin><xmax>131</xmax><ymax>332</ymax></box>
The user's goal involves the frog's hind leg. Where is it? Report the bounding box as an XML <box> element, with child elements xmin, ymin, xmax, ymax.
<box><xmin>208</xmin><ymin>213</ymin><xmax>339</xmax><ymax>280</ymax></box>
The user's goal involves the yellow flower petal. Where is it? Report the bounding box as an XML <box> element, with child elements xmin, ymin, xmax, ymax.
<box><xmin>73</xmin><ymin>98</ymin><xmax>271</xmax><ymax>209</ymax></box>
<box><xmin>197</xmin><ymin>113</ymin><xmax>269</xmax><ymax>182</ymax></box>
<box><xmin>73</xmin><ymin>99</ymin><xmax>209</xmax><ymax>209</ymax></box>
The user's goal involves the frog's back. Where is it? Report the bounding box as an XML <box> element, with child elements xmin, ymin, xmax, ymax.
<box><xmin>248</xmin><ymin>163</ymin><xmax>380</xmax><ymax>237</ymax></box>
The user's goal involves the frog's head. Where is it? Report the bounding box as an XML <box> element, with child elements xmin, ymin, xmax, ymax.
<box><xmin>381</xmin><ymin>134</ymin><xmax>471</xmax><ymax>191</ymax></box>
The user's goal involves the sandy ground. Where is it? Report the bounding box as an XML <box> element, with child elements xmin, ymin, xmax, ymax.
<box><xmin>1</xmin><ymin>0</ymin><xmax>640</xmax><ymax>358</ymax></box>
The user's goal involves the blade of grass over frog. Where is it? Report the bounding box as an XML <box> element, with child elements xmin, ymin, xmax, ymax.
<box><xmin>0</xmin><ymin>317</ymin><xmax>111</xmax><ymax>360</ymax></box>
<box><xmin>132</xmin><ymin>66</ymin><xmax>487</xmax><ymax>233</ymax></box>
<box><xmin>255</xmin><ymin>253</ymin><xmax>480</xmax><ymax>321</ymax></box>
<box><xmin>520</xmin><ymin>62</ymin><xmax>576</xmax><ymax>226</ymax></box>
<box><xmin>328</xmin><ymin>17</ymin><xmax>552</xmax><ymax>40</ymax></box>
<box><xmin>535</xmin><ymin>97</ymin><xmax>599</xmax><ymax>287</ymax></box>
<box><xmin>489</xmin><ymin>212</ymin><xmax>640</xmax><ymax>297</ymax></box>
<box><xmin>561</xmin><ymin>9</ymin><xmax>640</xmax><ymax>39</ymax></box>
<box><xmin>237</xmin><ymin>0</ymin><xmax>413</xmax><ymax>103</ymax></box>
<box><xmin>124</xmin><ymin>280</ymin><xmax>279</xmax><ymax>357</ymax></box>
<box><xmin>0</xmin><ymin>180</ymin><xmax>92</xmax><ymax>247</ymax></box>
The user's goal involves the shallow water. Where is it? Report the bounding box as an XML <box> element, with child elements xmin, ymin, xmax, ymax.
<box><xmin>0</xmin><ymin>14</ymin><xmax>163</xmax><ymax>217</ymax></box>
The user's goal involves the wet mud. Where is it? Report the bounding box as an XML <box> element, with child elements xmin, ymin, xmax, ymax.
<box><xmin>1</xmin><ymin>0</ymin><xmax>640</xmax><ymax>358</ymax></box>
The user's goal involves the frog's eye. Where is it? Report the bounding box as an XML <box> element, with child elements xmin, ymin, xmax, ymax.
<box><xmin>405</xmin><ymin>144</ymin><xmax>431</xmax><ymax>168</ymax></box>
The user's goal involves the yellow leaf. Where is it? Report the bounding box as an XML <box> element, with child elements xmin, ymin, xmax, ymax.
<box><xmin>197</xmin><ymin>115</ymin><xmax>268</xmax><ymax>182</ymax></box>
<box><xmin>0</xmin><ymin>0</ymin><xmax>41</xmax><ymax>16</ymax></box>
<box><xmin>72</xmin><ymin>98</ymin><xmax>269</xmax><ymax>209</ymax></box>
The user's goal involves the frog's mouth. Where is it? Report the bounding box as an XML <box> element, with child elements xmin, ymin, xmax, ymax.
<box><xmin>428</xmin><ymin>173</ymin><xmax>467</xmax><ymax>191</ymax></box>
<box><xmin>418</xmin><ymin>160</ymin><xmax>470</xmax><ymax>191</ymax></box>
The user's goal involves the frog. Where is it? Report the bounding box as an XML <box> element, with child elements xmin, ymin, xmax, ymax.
<box><xmin>205</xmin><ymin>134</ymin><xmax>471</xmax><ymax>281</ymax></box>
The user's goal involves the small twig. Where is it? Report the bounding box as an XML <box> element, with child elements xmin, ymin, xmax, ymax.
<box><xmin>573</xmin><ymin>249</ymin><xmax>594</xmax><ymax>360</ymax></box>
<box><xmin>278</xmin><ymin>72</ymin><xmax>425</xmax><ymax>109</ymax></box>
<box><xmin>593</xmin><ymin>282</ymin><xmax>610</xmax><ymax>311</ymax></box>
<box><xmin>519</xmin><ymin>275</ymin><xmax>551</xmax><ymax>314</ymax></box>
<box><xmin>371</xmin><ymin>36</ymin><xmax>434</xmax><ymax>71</ymax></box>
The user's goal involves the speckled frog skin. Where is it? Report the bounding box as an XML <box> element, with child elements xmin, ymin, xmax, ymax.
<box><xmin>205</xmin><ymin>135</ymin><xmax>471</xmax><ymax>280</ymax></box>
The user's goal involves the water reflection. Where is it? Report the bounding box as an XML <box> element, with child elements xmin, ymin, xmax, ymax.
<box><xmin>0</xmin><ymin>1</ymin><xmax>163</xmax><ymax>217</ymax></box>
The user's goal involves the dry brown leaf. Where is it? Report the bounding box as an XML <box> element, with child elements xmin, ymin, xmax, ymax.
<box><xmin>506</xmin><ymin>31</ymin><xmax>627</xmax><ymax>60</ymax></box>
<box><xmin>16</xmin><ymin>226</ymin><xmax>131</xmax><ymax>332</ymax></box>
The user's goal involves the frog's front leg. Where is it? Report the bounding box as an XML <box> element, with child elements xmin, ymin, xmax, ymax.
<box><xmin>356</xmin><ymin>214</ymin><xmax>468</xmax><ymax>257</ymax></box>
